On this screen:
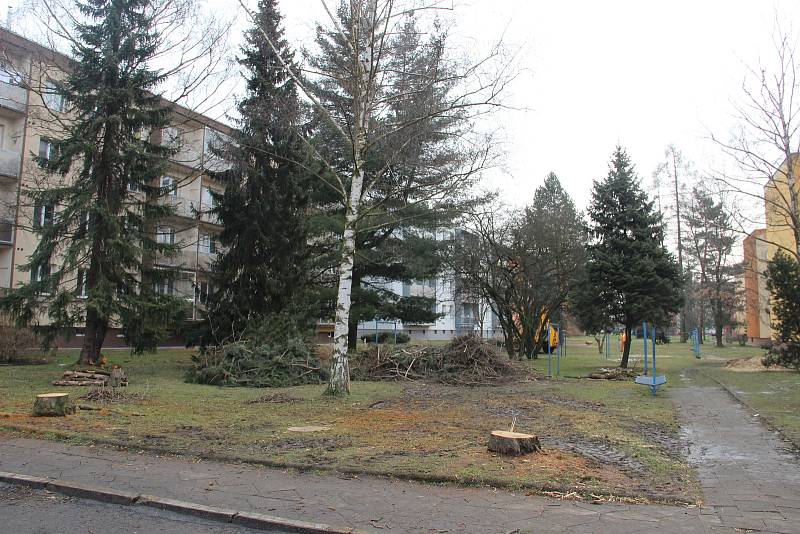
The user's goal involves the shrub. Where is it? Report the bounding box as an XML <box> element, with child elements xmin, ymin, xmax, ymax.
<box><xmin>764</xmin><ymin>252</ymin><xmax>800</xmax><ymax>371</ymax></box>
<box><xmin>0</xmin><ymin>314</ymin><xmax>41</xmax><ymax>364</ymax></box>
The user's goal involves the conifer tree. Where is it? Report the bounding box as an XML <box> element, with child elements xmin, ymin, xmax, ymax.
<box><xmin>202</xmin><ymin>0</ymin><xmax>315</xmax><ymax>341</ymax></box>
<box><xmin>577</xmin><ymin>147</ymin><xmax>683</xmax><ymax>367</ymax></box>
<box><xmin>0</xmin><ymin>0</ymin><xmax>186</xmax><ymax>364</ymax></box>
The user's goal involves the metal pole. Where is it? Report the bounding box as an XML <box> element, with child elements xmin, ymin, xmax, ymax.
<box><xmin>375</xmin><ymin>319</ymin><xmax>379</xmax><ymax>344</ymax></box>
<box><xmin>652</xmin><ymin>324</ymin><xmax>657</xmax><ymax>377</ymax></box>
<box><xmin>394</xmin><ymin>321</ymin><xmax>397</xmax><ymax>343</ymax></box>
<box><xmin>547</xmin><ymin>323</ymin><xmax>552</xmax><ymax>377</ymax></box>
<box><xmin>643</xmin><ymin>322</ymin><xmax>648</xmax><ymax>375</ymax></box>
<box><xmin>556</xmin><ymin>324</ymin><xmax>561</xmax><ymax>377</ymax></box>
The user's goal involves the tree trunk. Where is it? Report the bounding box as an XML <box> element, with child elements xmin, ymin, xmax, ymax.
<box><xmin>78</xmin><ymin>231</ymin><xmax>105</xmax><ymax>366</ymax></box>
<box><xmin>620</xmin><ymin>322</ymin><xmax>632</xmax><ymax>368</ymax></box>
<box><xmin>487</xmin><ymin>431</ymin><xmax>541</xmax><ymax>456</ymax></box>
<box><xmin>327</xmin><ymin>156</ymin><xmax>365</xmax><ymax>395</ymax></box>
<box><xmin>346</xmin><ymin>275</ymin><xmax>362</xmax><ymax>352</ymax></box>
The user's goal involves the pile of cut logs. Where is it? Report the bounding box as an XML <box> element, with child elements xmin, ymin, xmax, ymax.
<box><xmin>52</xmin><ymin>367</ymin><xmax>127</xmax><ymax>387</ymax></box>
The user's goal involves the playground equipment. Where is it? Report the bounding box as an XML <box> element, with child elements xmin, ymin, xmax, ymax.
<box><xmin>546</xmin><ymin>322</ymin><xmax>562</xmax><ymax>378</ymax></box>
<box><xmin>691</xmin><ymin>328</ymin><xmax>701</xmax><ymax>358</ymax></box>
<box><xmin>634</xmin><ymin>321</ymin><xmax>667</xmax><ymax>395</ymax></box>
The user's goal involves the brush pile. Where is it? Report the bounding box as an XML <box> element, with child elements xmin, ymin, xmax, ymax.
<box><xmin>586</xmin><ymin>367</ymin><xmax>636</xmax><ymax>380</ymax></box>
<box><xmin>186</xmin><ymin>337</ymin><xmax>324</xmax><ymax>388</ymax></box>
<box><xmin>352</xmin><ymin>334</ymin><xmax>520</xmax><ymax>386</ymax></box>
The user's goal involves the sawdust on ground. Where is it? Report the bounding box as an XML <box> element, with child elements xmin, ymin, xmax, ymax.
<box><xmin>725</xmin><ymin>357</ymin><xmax>792</xmax><ymax>372</ymax></box>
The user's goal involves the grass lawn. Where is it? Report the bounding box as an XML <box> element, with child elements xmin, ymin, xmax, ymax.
<box><xmin>0</xmin><ymin>336</ymin><xmax>791</xmax><ymax>503</ymax></box>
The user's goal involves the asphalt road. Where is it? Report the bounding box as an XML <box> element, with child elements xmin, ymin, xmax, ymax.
<box><xmin>0</xmin><ymin>483</ymin><xmax>292</xmax><ymax>534</ymax></box>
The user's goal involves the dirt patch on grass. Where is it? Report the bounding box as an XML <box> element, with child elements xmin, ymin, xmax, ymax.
<box><xmin>245</xmin><ymin>393</ymin><xmax>299</xmax><ymax>404</ymax></box>
<box><xmin>726</xmin><ymin>357</ymin><xmax>793</xmax><ymax>372</ymax></box>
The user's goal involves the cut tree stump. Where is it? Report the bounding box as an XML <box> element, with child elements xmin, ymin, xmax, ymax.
<box><xmin>487</xmin><ymin>430</ymin><xmax>541</xmax><ymax>456</ymax></box>
<box><xmin>33</xmin><ymin>393</ymin><xmax>75</xmax><ymax>417</ymax></box>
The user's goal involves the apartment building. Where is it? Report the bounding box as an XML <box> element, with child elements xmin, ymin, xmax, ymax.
<box><xmin>742</xmin><ymin>228</ymin><xmax>772</xmax><ymax>345</ymax></box>
<box><xmin>355</xmin><ymin>275</ymin><xmax>501</xmax><ymax>342</ymax></box>
<box><xmin>0</xmin><ymin>28</ymin><xmax>232</xmax><ymax>339</ymax></box>
<box><xmin>764</xmin><ymin>156</ymin><xmax>800</xmax><ymax>331</ymax></box>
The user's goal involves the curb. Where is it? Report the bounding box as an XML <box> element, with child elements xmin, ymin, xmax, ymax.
<box><xmin>0</xmin><ymin>471</ymin><xmax>366</xmax><ymax>534</ymax></box>
<box><xmin>0</xmin><ymin>422</ymin><xmax>695</xmax><ymax>506</ymax></box>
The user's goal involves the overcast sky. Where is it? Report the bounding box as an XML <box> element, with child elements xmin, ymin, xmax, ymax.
<box><xmin>3</xmin><ymin>0</ymin><xmax>798</xmax><ymax>218</ymax></box>
<box><xmin>272</xmin><ymin>0</ymin><xmax>799</xmax><ymax>216</ymax></box>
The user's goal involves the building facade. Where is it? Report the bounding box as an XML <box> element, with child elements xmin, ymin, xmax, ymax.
<box><xmin>742</xmin><ymin>229</ymin><xmax>772</xmax><ymax>345</ymax></box>
<box><xmin>0</xmin><ymin>28</ymin><xmax>231</xmax><ymax>343</ymax></box>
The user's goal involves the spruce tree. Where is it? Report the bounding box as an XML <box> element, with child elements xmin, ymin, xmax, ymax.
<box><xmin>202</xmin><ymin>0</ymin><xmax>314</xmax><ymax>341</ymax></box>
<box><xmin>0</xmin><ymin>0</ymin><xmax>184</xmax><ymax>364</ymax></box>
<box><xmin>579</xmin><ymin>147</ymin><xmax>683</xmax><ymax>367</ymax></box>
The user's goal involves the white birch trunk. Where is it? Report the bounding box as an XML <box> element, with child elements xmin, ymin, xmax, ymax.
<box><xmin>327</xmin><ymin>171</ymin><xmax>364</xmax><ymax>395</ymax></box>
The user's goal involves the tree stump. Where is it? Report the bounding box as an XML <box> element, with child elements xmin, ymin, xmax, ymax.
<box><xmin>33</xmin><ymin>393</ymin><xmax>75</xmax><ymax>417</ymax></box>
<box><xmin>109</xmin><ymin>366</ymin><xmax>127</xmax><ymax>387</ymax></box>
<box><xmin>488</xmin><ymin>430</ymin><xmax>541</xmax><ymax>456</ymax></box>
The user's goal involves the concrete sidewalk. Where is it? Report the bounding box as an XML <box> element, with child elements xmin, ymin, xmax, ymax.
<box><xmin>0</xmin><ymin>437</ymin><xmax>705</xmax><ymax>533</ymax></box>
<box><xmin>673</xmin><ymin>383</ymin><xmax>800</xmax><ymax>533</ymax></box>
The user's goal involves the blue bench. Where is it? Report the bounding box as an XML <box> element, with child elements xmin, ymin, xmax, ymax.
<box><xmin>635</xmin><ymin>374</ymin><xmax>667</xmax><ymax>396</ymax></box>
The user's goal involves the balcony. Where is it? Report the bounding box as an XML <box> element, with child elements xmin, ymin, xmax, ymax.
<box><xmin>154</xmin><ymin>249</ymin><xmax>197</xmax><ymax>269</ymax></box>
<box><xmin>0</xmin><ymin>149</ymin><xmax>21</xmax><ymax>179</ymax></box>
<box><xmin>199</xmin><ymin>206</ymin><xmax>220</xmax><ymax>225</ymax></box>
<box><xmin>0</xmin><ymin>218</ymin><xmax>12</xmax><ymax>245</ymax></box>
<box><xmin>0</xmin><ymin>82</ymin><xmax>27</xmax><ymax>114</ymax></box>
<box><xmin>158</xmin><ymin>194</ymin><xmax>197</xmax><ymax>219</ymax></box>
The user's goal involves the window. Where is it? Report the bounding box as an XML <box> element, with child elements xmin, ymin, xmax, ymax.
<box><xmin>199</xmin><ymin>233</ymin><xmax>217</xmax><ymax>254</ymax></box>
<box><xmin>33</xmin><ymin>202</ymin><xmax>54</xmax><ymax>228</ymax></box>
<box><xmin>127</xmin><ymin>181</ymin><xmax>140</xmax><ymax>193</ymax></box>
<box><xmin>0</xmin><ymin>125</ymin><xmax>5</xmax><ymax>149</ymax></box>
<box><xmin>201</xmin><ymin>186</ymin><xmax>217</xmax><ymax>208</ymax></box>
<box><xmin>76</xmin><ymin>211</ymin><xmax>91</xmax><ymax>237</ymax></box>
<box><xmin>38</xmin><ymin>138</ymin><xmax>58</xmax><ymax>161</ymax></box>
<box><xmin>197</xmin><ymin>281</ymin><xmax>214</xmax><ymax>304</ymax></box>
<box><xmin>162</xmin><ymin>127</ymin><xmax>181</xmax><ymax>148</ymax></box>
<box><xmin>76</xmin><ymin>269</ymin><xmax>88</xmax><ymax>298</ymax></box>
<box><xmin>0</xmin><ymin>62</ymin><xmax>21</xmax><ymax>85</ymax></box>
<box><xmin>43</xmin><ymin>79</ymin><xmax>66</xmax><ymax>112</ymax></box>
<box><xmin>156</xmin><ymin>278</ymin><xmax>174</xmax><ymax>295</ymax></box>
<box><xmin>156</xmin><ymin>225</ymin><xmax>175</xmax><ymax>245</ymax></box>
<box><xmin>30</xmin><ymin>262</ymin><xmax>51</xmax><ymax>286</ymax></box>
<box><xmin>160</xmin><ymin>176</ymin><xmax>177</xmax><ymax>196</ymax></box>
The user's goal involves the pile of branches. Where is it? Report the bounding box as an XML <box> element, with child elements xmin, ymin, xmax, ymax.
<box><xmin>352</xmin><ymin>334</ymin><xmax>520</xmax><ymax>386</ymax></box>
<box><xmin>586</xmin><ymin>367</ymin><xmax>637</xmax><ymax>380</ymax></box>
<box><xmin>78</xmin><ymin>385</ymin><xmax>144</xmax><ymax>403</ymax></box>
<box><xmin>186</xmin><ymin>337</ymin><xmax>324</xmax><ymax>388</ymax></box>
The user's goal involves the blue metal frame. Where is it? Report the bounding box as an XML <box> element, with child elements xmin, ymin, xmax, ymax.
<box><xmin>635</xmin><ymin>322</ymin><xmax>667</xmax><ymax>395</ymax></box>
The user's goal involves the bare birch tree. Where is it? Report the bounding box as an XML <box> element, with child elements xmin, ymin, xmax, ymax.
<box><xmin>238</xmin><ymin>0</ymin><xmax>515</xmax><ymax>394</ymax></box>
<box><xmin>711</xmin><ymin>28</ymin><xmax>800</xmax><ymax>262</ymax></box>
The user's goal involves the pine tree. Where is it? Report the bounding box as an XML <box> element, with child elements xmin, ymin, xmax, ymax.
<box><xmin>0</xmin><ymin>0</ymin><xmax>185</xmax><ymax>365</ymax></box>
<box><xmin>683</xmin><ymin>187</ymin><xmax>741</xmax><ymax>347</ymax></box>
<box><xmin>578</xmin><ymin>147</ymin><xmax>684</xmax><ymax>367</ymax></box>
<box><xmin>202</xmin><ymin>0</ymin><xmax>315</xmax><ymax>342</ymax></box>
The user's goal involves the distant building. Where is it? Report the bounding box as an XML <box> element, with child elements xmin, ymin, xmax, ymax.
<box><xmin>742</xmin><ymin>229</ymin><xmax>771</xmax><ymax>345</ymax></box>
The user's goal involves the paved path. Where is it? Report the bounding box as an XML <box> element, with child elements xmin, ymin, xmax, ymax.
<box><xmin>672</xmin><ymin>383</ymin><xmax>800</xmax><ymax>534</ymax></box>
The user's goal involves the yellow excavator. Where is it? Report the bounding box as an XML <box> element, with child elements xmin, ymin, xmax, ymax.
<box><xmin>533</xmin><ymin>314</ymin><xmax>559</xmax><ymax>351</ymax></box>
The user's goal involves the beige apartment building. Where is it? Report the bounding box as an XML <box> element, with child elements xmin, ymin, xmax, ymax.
<box><xmin>742</xmin><ymin>229</ymin><xmax>772</xmax><ymax>345</ymax></box>
<box><xmin>0</xmin><ymin>27</ymin><xmax>232</xmax><ymax>339</ymax></box>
